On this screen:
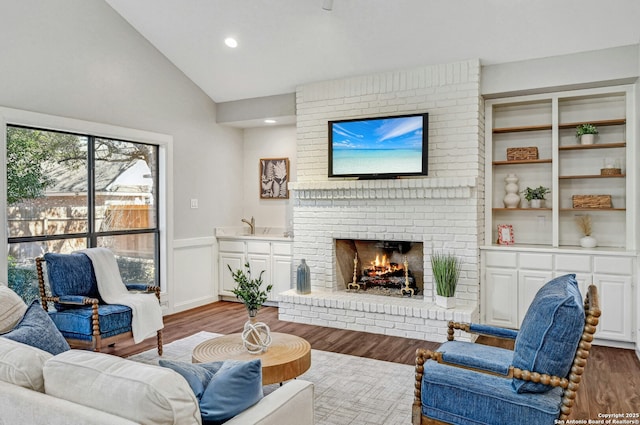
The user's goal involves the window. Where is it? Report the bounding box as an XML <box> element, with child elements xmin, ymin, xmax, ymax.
<box><xmin>6</xmin><ymin>125</ymin><xmax>161</xmax><ymax>303</ymax></box>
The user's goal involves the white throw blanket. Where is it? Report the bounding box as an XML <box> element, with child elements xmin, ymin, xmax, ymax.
<box><xmin>77</xmin><ymin>248</ymin><xmax>164</xmax><ymax>343</ymax></box>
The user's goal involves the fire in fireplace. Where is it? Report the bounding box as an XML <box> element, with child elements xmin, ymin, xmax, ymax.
<box><xmin>335</xmin><ymin>239</ymin><xmax>423</xmax><ymax>298</ymax></box>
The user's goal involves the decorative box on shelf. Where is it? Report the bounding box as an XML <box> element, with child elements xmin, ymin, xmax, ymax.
<box><xmin>507</xmin><ymin>146</ymin><xmax>538</xmax><ymax>161</ymax></box>
<box><xmin>572</xmin><ymin>194</ymin><xmax>612</xmax><ymax>209</ymax></box>
<box><xmin>600</xmin><ymin>168</ymin><xmax>622</xmax><ymax>176</ymax></box>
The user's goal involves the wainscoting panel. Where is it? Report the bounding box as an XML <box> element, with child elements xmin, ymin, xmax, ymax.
<box><xmin>172</xmin><ymin>237</ymin><xmax>218</xmax><ymax>313</ymax></box>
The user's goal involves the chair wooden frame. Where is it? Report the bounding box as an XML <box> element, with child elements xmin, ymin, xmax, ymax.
<box><xmin>36</xmin><ymin>257</ymin><xmax>163</xmax><ymax>355</ymax></box>
<box><xmin>413</xmin><ymin>285</ymin><xmax>600</xmax><ymax>425</ymax></box>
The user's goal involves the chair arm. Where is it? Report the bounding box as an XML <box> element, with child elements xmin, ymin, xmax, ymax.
<box><xmin>413</xmin><ymin>348</ymin><xmax>443</xmax><ymax>424</ymax></box>
<box><xmin>509</xmin><ymin>366</ymin><xmax>569</xmax><ymax>389</ymax></box>
<box><xmin>56</xmin><ymin>295</ymin><xmax>98</xmax><ymax>305</ymax></box>
<box><xmin>416</xmin><ymin>347</ymin><xmax>568</xmax><ymax>388</ymax></box>
<box><xmin>447</xmin><ymin>321</ymin><xmax>518</xmax><ymax>341</ymax></box>
<box><xmin>125</xmin><ymin>284</ymin><xmax>161</xmax><ymax>300</ymax></box>
<box><xmin>125</xmin><ymin>283</ymin><xmax>153</xmax><ymax>292</ymax></box>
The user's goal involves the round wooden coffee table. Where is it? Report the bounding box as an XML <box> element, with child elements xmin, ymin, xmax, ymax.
<box><xmin>192</xmin><ymin>332</ymin><xmax>311</xmax><ymax>385</ymax></box>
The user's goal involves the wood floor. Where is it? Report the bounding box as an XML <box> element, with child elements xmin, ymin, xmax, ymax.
<box><xmin>108</xmin><ymin>300</ymin><xmax>640</xmax><ymax>421</ymax></box>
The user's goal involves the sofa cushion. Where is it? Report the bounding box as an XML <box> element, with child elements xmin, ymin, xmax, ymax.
<box><xmin>160</xmin><ymin>359</ymin><xmax>263</xmax><ymax>424</ymax></box>
<box><xmin>0</xmin><ymin>284</ymin><xmax>28</xmax><ymax>334</ymax></box>
<box><xmin>49</xmin><ymin>304</ymin><xmax>132</xmax><ymax>340</ymax></box>
<box><xmin>2</xmin><ymin>301</ymin><xmax>70</xmax><ymax>355</ymax></box>
<box><xmin>438</xmin><ymin>340</ymin><xmax>513</xmax><ymax>376</ymax></box>
<box><xmin>0</xmin><ymin>337</ymin><xmax>52</xmax><ymax>392</ymax></box>
<box><xmin>44</xmin><ymin>350</ymin><xmax>202</xmax><ymax>425</ymax></box>
<box><xmin>422</xmin><ymin>360</ymin><xmax>563</xmax><ymax>425</ymax></box>
<box><xmin>512</xmin><ymin>274</ymin><xmax>584</xmax><ymax>393</ymax></box>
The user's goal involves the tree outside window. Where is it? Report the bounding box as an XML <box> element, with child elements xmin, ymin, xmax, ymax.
<box><xmin>6</xmin><ymin>126</ymin><xmax>159</xmax><ymax>303</ymax></box>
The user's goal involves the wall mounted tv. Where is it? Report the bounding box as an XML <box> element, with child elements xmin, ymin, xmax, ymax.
<box><xmin>328</xmin><ymin>113</ymin><xmax>428</xmax><ymax>179</ymax></box>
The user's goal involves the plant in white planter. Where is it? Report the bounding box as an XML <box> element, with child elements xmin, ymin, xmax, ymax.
<box><xmin>431</xmin><ymin>251</ymin><xmax>461</xmax><ymax>309</ymax></box>
<box><xmin>575</xmin><ymin>214</ymin><xmax>597</xmax><ymax>248</ymax></box>
<box><xmin>576</xmin><ymin>123</ymin><xmax>598</xmax><ymax>145</ymax></box>
<box><xmin>522</xmin><ymin>186</ymin><xmax>550</xmax><ymax>208</ymax></box>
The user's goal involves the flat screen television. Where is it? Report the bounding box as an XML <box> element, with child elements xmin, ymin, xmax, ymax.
<box><xmin>328</xmin><ymin>113</ymin><xmax>428</xmax><ymax>179</ymax></box>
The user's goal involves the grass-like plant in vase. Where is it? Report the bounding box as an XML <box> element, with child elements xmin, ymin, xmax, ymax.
<box><xmin>576</xmin><ymin>123</ymin><xmax>598</xmax><ymax>145</ymax></box>
<box><xmin>575</xmin><ymin>214</ymin><xmax>597</xmax><ymax>248</ymax></box>
<box><xmin>228</xmin><ymin>262</ymin><xmax>272</xmax><ymax>317</ymax></box>
<box><xmin>229</xmin><ymin>262</ymin><xmax>274</xmax><ymax>353</ymax></box>
<box><xmin>431</xmin><ymin>251</ymin><xmax>461</xmax><ymax>309</ymax></box>
<box><xmin>522</xmin><ymin>186</ymin><xmax>550</xmax><ymax>208</ymax></box>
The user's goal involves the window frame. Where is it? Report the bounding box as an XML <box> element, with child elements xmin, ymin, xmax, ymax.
<box><xmin>0</xmin><ymin>107</ymin><xmax>173</xmax><ymax>294</ymax></box>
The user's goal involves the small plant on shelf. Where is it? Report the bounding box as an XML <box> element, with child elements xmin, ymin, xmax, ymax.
<box><xmin>575</xmin><ymin>123</ymin><xmax>598</xmax><ymax>138</ymax></box>
<box><xmin>575</xmin><ymin>214</ymin><xmax>592</xmax><ymax>237</ymax></box>
<box><xmin>522</xmin><ymin>186</ymin><xmax>550</xmax><ymax>201</ymax></box>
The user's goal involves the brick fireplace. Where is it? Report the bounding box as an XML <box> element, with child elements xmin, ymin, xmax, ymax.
<box><xmin>278</xmin><ymin>59</ymin><xmax>484</xmax><ymax>342</ymax></box>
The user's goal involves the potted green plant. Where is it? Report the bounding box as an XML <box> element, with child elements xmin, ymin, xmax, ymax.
<box><xmin>228</xmin><ymin>262</ymin><xmax>272</xmax><ymax>318</ymax></box>
<box><xmin>575</xmin><ymin>123</ymin><xmax>598</xmax><ymax>145</ymax></box>
<box><xmin>431</xmin><ymin>251</ymin><xmax>461</xmax><ymax>309</ymax></box>
<box><xmin>522</xmin><ymin>186</ymin><xmax>550</xmax><ymax>208</ymax></box>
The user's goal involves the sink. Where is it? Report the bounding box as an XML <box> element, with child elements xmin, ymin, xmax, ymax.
<box><xmin>215</xmin><ymin>227</ymin><xmax>289</xmax><ymax>238</ymax></box>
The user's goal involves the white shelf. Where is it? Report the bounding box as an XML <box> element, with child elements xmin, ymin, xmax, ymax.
<box><xmin>485</xmin><ymin>86</ymin><xmax>635</xmax><ymax>251</ymax></box>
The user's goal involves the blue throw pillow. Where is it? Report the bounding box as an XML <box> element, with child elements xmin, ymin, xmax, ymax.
<box><xmin>2</xmin><ymin>300</ymin><xmax>70</xmax><ymax>355</ymax></box>
<box><xmin>512</xmin><ymin>274</ymin><xmax>584</xmax><ymax>393</ymax></box>
<box><xmin>160</xmin><ymin>359</ymin><xmax>263</xmax><ymax>424</ymax></box>
<box><xmin>159</xmin><ymin>359</ymin><xmax>225</xmax><ymax>399</ymax></box>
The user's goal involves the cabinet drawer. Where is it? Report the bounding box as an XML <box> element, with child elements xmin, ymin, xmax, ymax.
<box><xmin>555</xmin><ymin>254</ymin><xmax>591</xmax><ymax>273</ymax></box>
<box><xmin>272</xmin><ymin>242</ymin><xmax>292</xmax><ymax>256</ymax></box>
<box><xmin>485</xmin><ymin>251</ymin><xmax>517</xmax><ymax>268</ymax></box>
<box><xmin>519</xmin><ymin>253</ymin><xmax>552</xmax><ymax>270</ymax></box>
<box><xmin>219</xmin><ymin>240</ymin><xmax>244</xmax><ymax>252</ymax></box>
<box><xmin>247</xmin><ymin>241</ymin><xmax>271</xmax><ymax>254</ymax></box>
<box><xmin>593</xmin><ymin>256</ymin><xmax>633</xmax><ymax>276</ymax></box>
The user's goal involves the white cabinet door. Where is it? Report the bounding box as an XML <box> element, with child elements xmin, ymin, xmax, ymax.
<box><xmin>271</xmin><ymin>255</ymin><xmax>293</xmax><ymax>301</ymax></box>
<box><xmin>219</xmin><ymin>252</ymin><xmax>245</xmax><ymax>296</ymax></box>
<box><xmin>518</xmin><ymin>270</ymin><xmax>553</xmax><ymax>326</ymax></box>
<box><xmin>484</xmin><ymin>267</ymin><xmax>518</xmax><ymax>328</ymax></box>
<box><xmin>593</xmin><ymin>274</ymin><xmax>632</xmax><ymax>341</ymax></box>
<box><xmin>247</xmin><ymin>253</ymin><xmax>271</xmax><ymax>293</ymax></box>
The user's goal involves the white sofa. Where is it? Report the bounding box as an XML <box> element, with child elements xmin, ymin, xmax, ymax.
<box><xmin>0</xmin><ymin>337</ymin><xmax>314</xmax><ymax>425</ymax></box>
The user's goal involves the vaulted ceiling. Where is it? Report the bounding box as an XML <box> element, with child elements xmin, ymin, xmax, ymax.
<box><xmin>105</xmin><ymin>0</ymin><xmax>640</xmax><ymax>103</ymax></box>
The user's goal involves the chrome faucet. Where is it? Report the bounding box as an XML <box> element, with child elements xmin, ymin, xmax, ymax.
<box><xmin>241</xmin><ymin>216</ymin><xmax>255</xmax><ymax>235</ymax></box>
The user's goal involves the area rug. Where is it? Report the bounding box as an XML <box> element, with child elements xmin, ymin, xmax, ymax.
<box><xmin>128</xmin><ymin>331</ymin><xmax>414</xmax><ymax>425</ymax></box>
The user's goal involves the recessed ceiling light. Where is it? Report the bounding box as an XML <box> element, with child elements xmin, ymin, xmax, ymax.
<box><xmin>224</xmin><ymin>37</ymin><xmax>238</xmax><ymax>48</ymax></box>
<box><xmin>264</xmin><ymin>119</ymin><xmax>277</xmax><ymax>124</ymax></box>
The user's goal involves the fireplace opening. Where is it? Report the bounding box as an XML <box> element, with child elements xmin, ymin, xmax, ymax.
<box><xmin>335</xmin><ymin>239</ymin><xmax>423</xmax><ymax>298</ymax></box>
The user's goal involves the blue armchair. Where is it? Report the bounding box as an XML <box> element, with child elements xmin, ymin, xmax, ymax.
<box><xmin>413</xmin><ymin>274</ymin><xmax>601</xmax><ymax>425</ymax></box>
<box><xmin>36</xmin><ymin>252</ymin><xmax>163</xmax><ymax>355</ymax></box>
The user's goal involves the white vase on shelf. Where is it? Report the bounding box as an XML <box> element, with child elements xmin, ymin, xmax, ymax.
<box><xmin>580</xmin><ymin>235</ymin><xmax>597</xmax><ymax>248</ymax></box>
<box><xmin>529</xmin><ymin>199</ymin><xmax>543</xmax><ymax>208</ymax></box>
<box><xmin>580</xmin><ymin>134</ymin><xmax>595</xmax><ymax>145</ymax></box>
<box><xmin>503</xmin><ymin>174</ymin><xmax>520</xmax><ymax>208</ymax></box>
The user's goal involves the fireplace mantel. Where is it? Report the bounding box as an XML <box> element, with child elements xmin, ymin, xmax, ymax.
<box><xmin>290</xmin><ymin>177</ymin><xmax>477</xmax><ymax>200</ymax></box>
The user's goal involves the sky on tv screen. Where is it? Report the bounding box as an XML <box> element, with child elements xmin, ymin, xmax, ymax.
<box><xmin>331</xmin><ymin>116</ymin><xmax>423</xmax><ymax>174</ymax></box>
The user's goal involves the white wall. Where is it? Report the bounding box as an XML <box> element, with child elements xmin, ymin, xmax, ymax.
<box><xmin>482</xmin><ymin>44</ymin><xmax>639</xmax><ymax>97</ymax></box>
<box><xmin>0</xmin><ymin>0</ymin><xmax>244</xmax><ymax>240</ymax></box>
<box><xmin>242</xmin><ymin>125</ymin><xmax>297</xmax><ymax>229</ymax></box>
<box><xmin>0</xmin><ymin>0</ymin><xmax>245</xmax><ymax>313</ymax></box>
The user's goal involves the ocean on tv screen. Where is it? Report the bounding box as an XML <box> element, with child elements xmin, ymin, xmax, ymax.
<box><xmin>331</xmin><ymin>148</ymin><xmax>422</xmax><ymax>175</ymax></box>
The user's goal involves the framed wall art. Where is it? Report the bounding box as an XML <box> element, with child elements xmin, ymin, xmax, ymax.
<box><xmin>497</xmin><ymin>224</ymin><xmax>514</xmax><ymax>245</ymax></box>
<box><xmin>260</xmin><ymin>158</ymin><xmax>289</xmax><ymax>199</ymax></box>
